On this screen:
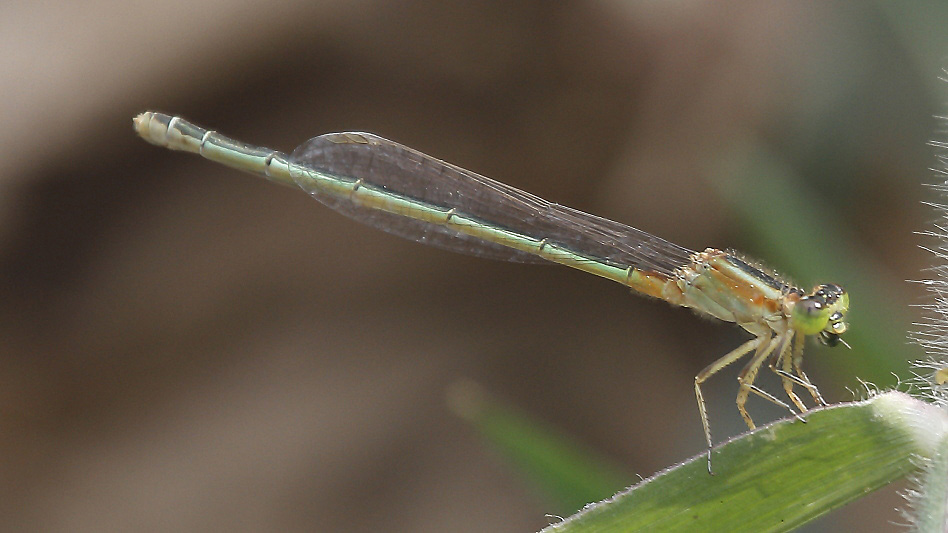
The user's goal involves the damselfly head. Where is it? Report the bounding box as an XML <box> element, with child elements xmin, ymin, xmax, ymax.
<box><xmin>791</xmin><ymin>283</ymin><xmax>849</xmax><ymax>346</ymax></box>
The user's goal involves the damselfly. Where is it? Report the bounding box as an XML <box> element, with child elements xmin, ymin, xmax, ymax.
<box><xmin>134</xmin><ymin>111</ymin><xmax>850</xmax><ymax>471</ymax></box>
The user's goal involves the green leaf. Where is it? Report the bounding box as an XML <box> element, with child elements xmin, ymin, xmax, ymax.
<box><xmin>542</xmin><ymin>391</ymin><xmax>939</xmax><ymax>533</ymax></box>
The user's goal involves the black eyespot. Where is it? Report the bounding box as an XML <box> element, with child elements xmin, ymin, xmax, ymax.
<box><xmin>798</xmin><ymin>298</ymin><xmax>824</xmax><ymax>316</ymax></box>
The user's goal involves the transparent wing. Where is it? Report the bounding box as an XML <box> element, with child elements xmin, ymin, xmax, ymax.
<box><xmin>289</xmin><ymin>132</ymin><xmax>694</xmax><ymax>276</ymax></box>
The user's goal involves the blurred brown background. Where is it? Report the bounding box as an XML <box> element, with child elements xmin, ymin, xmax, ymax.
<box><xmin>1</xmin><ymin>1</ymin><xmax>943</xmax><ymax>531</ymax></box>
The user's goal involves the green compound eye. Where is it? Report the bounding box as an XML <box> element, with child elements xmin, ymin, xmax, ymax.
<box><xmin>792</xmin><ymin>296</ymin><xmax>830</xmax><ymax>335</ymax></box>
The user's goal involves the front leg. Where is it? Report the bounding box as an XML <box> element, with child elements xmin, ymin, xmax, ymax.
<box><xmin>792</xmin><ymin>330</ymin><xmax>827</xmax><ymax>406</ymax></box>
<box><xmin>772</xmin><ymin>332</ymin><xmax>807</xmax><ymax>413</ymax></box>
<box><xmin>735</xmin><ymin>333</ymin><xmax>787</xmax><ymax>430</ymax></box>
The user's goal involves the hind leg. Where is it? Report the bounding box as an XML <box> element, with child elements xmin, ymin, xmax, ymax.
<box><xmin>695</xmin><ymin>336</ymin><xmax>762</xmax><ymax>474</ymax></box>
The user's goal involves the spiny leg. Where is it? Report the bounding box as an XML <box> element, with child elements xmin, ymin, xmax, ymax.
<box><xmin>771</xmin><ymin>366</ymin><xmax>826</xmax><ymax>409</ymax></box>
<box><xmin>771</xmin><ymin>367</ymin><xmax>812</xmax><ymax>389</ymax></box>
<box><xmin>771</xmin><ymin>333</ymin><xmax>819</xmax><ymax>394</ymax></box>
<box><xmin>743</xmin><ymin>382</ymin><xmax>805</xmax><ymax>423</ymax></box>
<box><xmin>735</xmin><ymin>334</ymin><xmax>787</xmax><ymax>431</ymax></box>
<box><xmin>792</xmin><ymin>329</ymin><xmax>827</xmax><ymax>406</ymax></box>
<box><xmin>694</xmin><ymin>336</ymin><xmax>762</xmax><ymax>474</ymax></box>
<box><xmin>770</xmin><ymin>332</ymin><xmax>807</xmax><ymax>414</ymax></box>
<box><xmin>794</xmin><ymin>370</ymin><xmax>826</xmax><ymax>406</ymax></box>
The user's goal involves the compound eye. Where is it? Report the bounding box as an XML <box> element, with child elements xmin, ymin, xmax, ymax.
<box><xmin>792</xmin><ymin>297</ymin><xmax>830</xmax><ymax>335</ymax></box>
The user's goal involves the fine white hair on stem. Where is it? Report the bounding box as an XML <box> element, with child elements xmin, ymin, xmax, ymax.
<box><xmin>901</xmin><ymin>87</ymin><xmax>948</xmax><ymax>531</ymax></box>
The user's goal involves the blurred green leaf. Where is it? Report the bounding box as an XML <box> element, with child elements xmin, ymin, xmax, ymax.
<box><xmin>875</xmin><ymin>0</ymin><xmax>948</xmax><ymax>102</ymax></box>
<box><xmin>447</xmin><ymin>380</ymin><xmax>629</xmax><ymax>514</ymax></box>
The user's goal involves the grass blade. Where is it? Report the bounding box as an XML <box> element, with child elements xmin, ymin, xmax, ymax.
<box><xmin>543</xmin><ymin>391</ymin><xmax>939</xmax><ymax>533</ymax></box>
